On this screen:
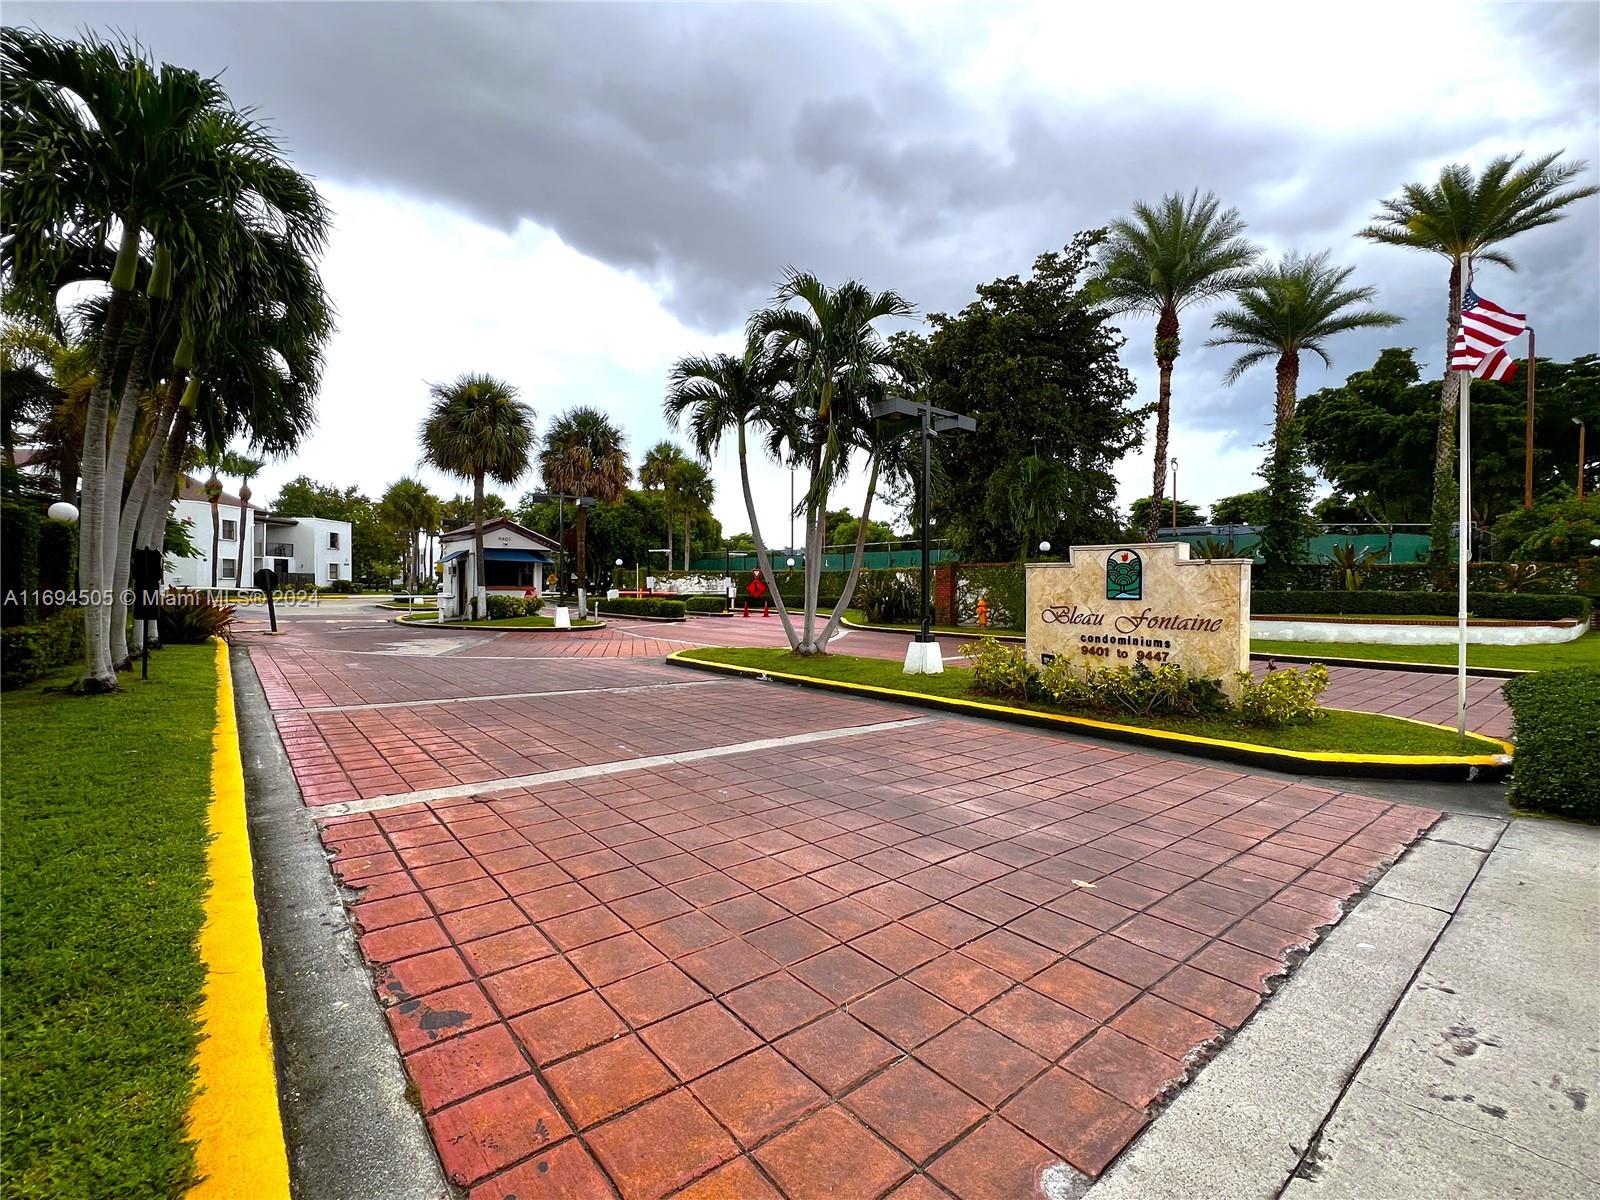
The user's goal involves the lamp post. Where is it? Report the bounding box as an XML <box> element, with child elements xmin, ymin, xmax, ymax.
<box><xmin>1170</xmin><ymin>458</ymin><xmax>1179</xmax><ymax>535</ymax></box>
<box><xmin>526</xmin><ymin>491</ymin><xmax>596</xmax><ymax>601</ymax></box>
<box><xmin>870</xmin><ymin>394</ymin><xmax>975</xmax><ymax>674</ymax></box>
<box><xmin>615</xmin><ymin>558</ymin><xmax>624</xmax><ymax>591</ymax></box>
<box><xmin>1576</xmin><ymin>418</ymin><xmax>1588</xmax><ymax>502</ymax></box>
<box><xmin>1523</xmin><ymin>327</ymin><xmax>1536</xmax><ymax>508</ymax></box>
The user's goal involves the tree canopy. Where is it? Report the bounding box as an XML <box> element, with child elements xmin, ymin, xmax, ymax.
<box><xmin>923</xmin><ymin>231</ymin><xmax>1145</xmax><ymax>562</ymax></box>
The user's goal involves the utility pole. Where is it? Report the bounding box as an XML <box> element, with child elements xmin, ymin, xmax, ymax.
<box><xmin>1170</xmin><ymin>458</ymin><xmax>1179</xmax><ymax>534</ymax></box>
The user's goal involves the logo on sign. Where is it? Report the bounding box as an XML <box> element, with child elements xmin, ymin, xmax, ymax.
<box><xmin>1106</xmin><ymin>549</ymin><xmax>1142</xmax><ymax>601</ymax></box>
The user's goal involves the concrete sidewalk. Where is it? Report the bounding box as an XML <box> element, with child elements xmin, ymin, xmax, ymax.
<box><xmin>1087</xmin><ymin>814</ymin><xmax>1600</xmax><ymax>1199</ymax></box>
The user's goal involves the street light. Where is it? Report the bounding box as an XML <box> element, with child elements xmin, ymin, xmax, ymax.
<box><xmin>525</xmin><ymin>491</ymin><xmax>596</xmax><ymax>600</ymax></box>
<box><xmin>870</xmin><ymin>394</ymin><xmax>976</xmax><ymax>674</ymax></box>
<box><xmin>47</xmin><ymin>502</ymin><xmax>79</xmax><ymax>524</ymax></box>
<box><xmin>1038</xmin><ymin>540</ymin><xmax>1051</xmax><ymax>555</ymax></box>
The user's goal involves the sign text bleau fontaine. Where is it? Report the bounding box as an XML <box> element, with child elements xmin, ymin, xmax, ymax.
<box><xmin>1026</xmin><ymin>543</ymin><xmax>1251</xmax><ymax>696</ymax></box>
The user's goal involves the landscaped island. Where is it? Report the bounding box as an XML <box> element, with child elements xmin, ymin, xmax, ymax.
<box><xmin>675</xmin><ymin>645</ymin><xmax>1507</xmax><ymax>759</ymax></box>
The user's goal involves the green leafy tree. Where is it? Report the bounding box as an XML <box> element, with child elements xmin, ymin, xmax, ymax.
<box><xmin>541</xmin><ymin>406</ymin><xmax>629</xmax><ymax>591</ymax></box>
<box><xmin>420</xmin><ymin>374</ymin><xmax>535</xmax><ymax>616</ymax></box>
<box><xmin>827</xmin><ymin>507</ymin><xmax>894</xmax><ymax>551</ymax></box>
<box><xmin>441</xmin><ymin>492</ymin><xmax>509</xmax><ymax>530</ymax></box>
<box><xmin>1208</xmin><ymin>251</ymin><xmax>1401</xmax><ymax>580</ymax></box>
<box><xmin>925</xmin><ymin>233</ymin><xmax>1145</xmax><ymax>561</ymax></box>
<box><xmin>1301</xmin><ymin>350</ymin><xmax>1598</xmax><ymax>528</ymax></box>
<box><xmin>270</xmin><ymin>476</ymin><xmax>399</xmax><ymax>585</ymax></box>
<box><xmin>379</xmin><ymin>477</ymin><xmax>442</xmax><ymax>589</ymax></box>
<box><xmin>1358</xmin><ymin>152</ymin><xmax>1597</xmax><ymax>565</ymax></box>
<box><xmin>638</xmin><ymin>440</ymin><xmax>687</xmax><ymax>562</ymax></box>
<box><xmin>723</xmin><ymin>532</ymin><xmax>757</xmax><ymax>555</ymax></box>
<box><xmin>1490</xmin><ymin>491</ymin><xmax>1600</xmax><ymax>562</ymax></box>
<box><xmin>1097</xmin><ymin>193</ymin><xmax>1258</xmax><ymax>540</ymax></box>
<box><xmin>1211</xmin><ymin>489</ymin><xmax>1269</xmax><ymax>525</ymax></box>
<box><xmin>1128</xmin><ymin>496</ymin><xmax>1205</xmax><ymax>533</ymax></box>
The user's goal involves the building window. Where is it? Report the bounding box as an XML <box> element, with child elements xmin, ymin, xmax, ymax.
<box><xmin>326</xmin><ymin>563</ymin><xmax>340</xmax><ymax>581</ymax></box>
<box><xmin>328</xmin><ymin>531</ymin><xmax>340</xmax><ymax>549</ymax></box>
<box><xmin>221</xmin><ymin>558</ymin><xmax>237</xmax><ymax>580</ymax></box>
<box><xmin>484</xmin><ymin>560</ymin><xmax>538</xmax><ymax>588</ymax></box>
<box><xmin>222</xmin><ymin>519</ymin><xmax>238</xmax><ymax>541</ymax></box>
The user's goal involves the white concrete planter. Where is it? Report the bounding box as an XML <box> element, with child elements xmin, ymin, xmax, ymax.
<box><xmin>1250</xmin><ymin>618</ymin><xmax>1587</xmax><ymax>646</ymax></box>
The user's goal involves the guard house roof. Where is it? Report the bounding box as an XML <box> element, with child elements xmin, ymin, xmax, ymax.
<box><xmin>439</xmin><ymin>516</ymin><xmax>561</xmax><ymax>552</ymax></box>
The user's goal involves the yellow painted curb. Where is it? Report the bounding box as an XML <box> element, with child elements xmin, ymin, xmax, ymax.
<box><xmin>667</xmin><ymin>650</ymin><xmax>1513</xmax><ymax>770</ymax></box>
<box><xmin>185</xmin><ymin>638</ymin><xmax>289</xmax><ymax>1198</ymax></box>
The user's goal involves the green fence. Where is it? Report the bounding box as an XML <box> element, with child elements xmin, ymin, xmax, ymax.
<box><xmin>692</xmin><ymin>546</ymin><xmax>957</xmax><ymax>573</ymax></box>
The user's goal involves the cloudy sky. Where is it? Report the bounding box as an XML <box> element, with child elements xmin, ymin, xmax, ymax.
<box><xmin>14</xmin><ymin>1</ymin><xmax>1600</xmax><ymax>545</ymax></box>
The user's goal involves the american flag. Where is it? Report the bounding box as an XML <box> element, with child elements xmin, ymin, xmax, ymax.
<box><xmin>1473</xmin><ymin>345</ymin><xmax>1518</xmax><ymax>383</ymax></box>
<box><xmin>1449</xmin><ymin>288</ymin><xmax>1527</xmax><ymax>371</ymax></box>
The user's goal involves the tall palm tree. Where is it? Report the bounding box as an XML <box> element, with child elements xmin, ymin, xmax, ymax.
<box><xmin>640</xmin><ymin>439</ymin><xmax>686</xmax><ymax>564</ymax></box>
<box><xmin>1209</xmin><ymin>252</ymin><xmax>1402</xmax><ymax>578</ymax></box>
<box><xmin>540</xmin><ymin>406</ymin><xmax>629</xmax><ymax>593</ymax></box>
<box><xmin>222</xmin><ymin>451</ymin><xmax>266</xmax><ymax>587</ymax></box>
<box><xmin>420</xmin><ymin>374</ymin><xmax>534</xmax><ymax>618</ymax></box>
<box><xmin>3</xmin><ymin>28</ymin><xmax>331</xmax><ymax>688</ymax></box>
<box><xmin>1358</xmin><ymin>152</ymin><xmax>1596</xmax><ymax>565</ymax></box>
<box><xmin>990</xmin><ymin>454</ymin><xmax>1075</xmax><ymax>564</ymax></box>
<box><xmin>379</xmin><ymin>477</ymin><xmax>442</xmax><ymax>589</ymax></box>
<box><xmin>666</xmin><ymin>458</ymin><xmax>715</xmax><ymax>570</ymax></box>
<box><xmin>665</xmin><ymin>335</ymin><xmax>801</xmax><ymax>646</ymax></box>
<box><xmin>747</xmin><ymin>271</ymin><xmax>913</xmax><ymax>653</ymax></box>
<box><xmin>1098</xmin><ymin>191</ymin><xmax>1259</xmax><ymax>540</ymax></box>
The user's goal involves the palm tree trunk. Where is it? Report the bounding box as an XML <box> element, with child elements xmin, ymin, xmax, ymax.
<box><xmin>817</xmin><ymin>455</ymin><xmax>880</xmax><ymax>651</ymax></box>
<box><xmin>237</xmin><ymin>486</ymin><xmax>251</xmax><ymax>590</ymax></box>
<box><xmin>74</xmin><ymin>219</ymin><xmax>143</xmax><ymax>691</ymax></box>
<box><xmin>1260</xmin><ymin>351</ymin><xmax>1305</xmax><ymax>582</ymax></box>
<box><xmin>1429</xmin><ymin>257</ymin><xmax>1464</xmax><ymax>571</ymax></box>
<box><xmin>1147</xmin><ymin>306</ymin><xmax>1179</xmax><ymax>542</ymax></box>
<box><xmin>576</xmin><ymin>506</ymin><xmax>589</xmax><ymax>596</ymax></box>
<box><xmin>736</xmin><ymin>419</ymin><xmax>798</xmax><ymax>648</ymax></box>
<box><xmin>472</xmin><ymin>470</ymin><xmax>485</xmax><ymax>618</ymax></box>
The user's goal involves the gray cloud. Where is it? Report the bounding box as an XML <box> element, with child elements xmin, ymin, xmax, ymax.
<box><xmin>11</xmin><ymin>0</ymin><xmax>1599</xmax><ymax>453</ymax></box>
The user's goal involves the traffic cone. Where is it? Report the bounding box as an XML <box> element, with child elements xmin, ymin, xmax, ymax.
<box><xmin>743</xmin><ymin>600</ymin><xmax>750</xmax><ymax>618</ymax></box>
<box><xmin>763</xmin><ymin>601</ymin><xmax>771</xmax><ymax>617</ymax></box>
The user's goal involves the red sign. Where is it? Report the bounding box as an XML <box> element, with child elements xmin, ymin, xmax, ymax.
<box><xmin>745</xmin><ymin>576</ymin><xmax>767</xmax><ymax>598</ymax></box>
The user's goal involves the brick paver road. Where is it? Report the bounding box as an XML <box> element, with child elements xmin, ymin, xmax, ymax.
<box><xmin>242</xmin><ymin>608</ymin><xmax>1451</xmax><ymax>1199</ymax></box>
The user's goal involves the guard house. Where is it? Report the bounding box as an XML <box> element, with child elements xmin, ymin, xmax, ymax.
<box><xmin>437</xmin><ymin>517</ymin><xmax>559</xmax><ymax>620</ymax></box>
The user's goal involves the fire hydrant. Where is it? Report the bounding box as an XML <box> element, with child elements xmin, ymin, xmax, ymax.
<box><xmin>976</xmin><ymin>596</ymin><xmax>989</xmax><ymax>628</ymax></box>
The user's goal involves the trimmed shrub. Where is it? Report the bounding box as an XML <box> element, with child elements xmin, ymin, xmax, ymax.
<box><xmin>324</xmin><ymin>579</ymin><xmax>357</xmax><ymax>594</ymax></box>
<box><xmin>685</xmin><ymin>595</ymin><xmax>728</xmax><ymax>614</ymax></box>
<box><xmin>963</xmin><ymin>637</ymin><xmax>1035</xmax><ymax>700</ymax></box>
<box><xmin>0</xmin><ymin>608</ymin><xmax>85</xmax><ymax>689</ymax></box>
<box><xmin>597</xmin><ymin>597</ymin><xmax>686</xmax><ymax>619</ymax></box>
<box><xmin>1235</xmin><ymin>664</ymin><xmax>1329</xmax><ymax>725</ymax></box>
<box><xmin>1</xmin><ymin>497</ymin><xmax>42</xmax><ymax>626</ymax></box>
<box><xmin>158</xmin><ymin>591</ymin><xmax>236</xmax><ymax>643</ymax></box>
<box><xmin>486</xmin><ymin>594</ymin><xmax>545</xmax><ymax>619</ymax></box>
<box><xmin>1504</xmin><ymin>668</ymin><xmax>1600</xmax><ymax>818</ymax></box>
<box><xmin>1252</xmin><ymin>590</ymin><xmax>1591</xmax><ymax>622</ymax></box>
<box><xmin>1037</xmin><ymin>657</ymin><xmax>1231</xmax><ymax>719</ymax></box>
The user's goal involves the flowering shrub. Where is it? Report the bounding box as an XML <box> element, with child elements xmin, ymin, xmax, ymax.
<box><xmin>486</xmin><ymin>594</ymin><xmax>545</xmax><ymax>619</ymax></box>
<box><xmin>962</xmin><ymin>638</ymin><xmax>1035</xmax><ymax>700</ymax></box>
<box><xmin>1037</xmin><ymin>658</ymin><xmax>1228</xmax><ymax>718</ymax></box>
<box><xmin>1234</xmin><ymin>664</ymin><xmax>1329</xmax><ymax>725</ymax></box>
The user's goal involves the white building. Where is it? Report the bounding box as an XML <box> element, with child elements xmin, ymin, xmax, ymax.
<box><xmin>166</xmin><ymin>475</ymin><xmax>352</xmax><ymax>589</ymax></box>
<box><xmin>437</xmin><ymin>517</ymin><xmax>558</xmax><ymax>619</ymax></box>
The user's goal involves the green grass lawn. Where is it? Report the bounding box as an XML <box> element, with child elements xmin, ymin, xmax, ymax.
<box><xmin>1252</xmin><ymin>631</ymin><xmax>1600</xmax><ymax>672</ymax></box>
<box><xmin>681</xmin><ymin>646</ymin><xmax>1504</xmax><ymax>757</ymax></box>
<box><xmin>1</xmin><ymin>644</ymin><xmax>218</xmax><ymax>1199</ymax></box>
<box><xmin>397</xmin><ymin>612</ymin><xmax>601</xmax><ymax>629</ymax></box>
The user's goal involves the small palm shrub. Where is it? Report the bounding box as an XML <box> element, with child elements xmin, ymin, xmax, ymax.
<box><xmin>1234</xmin><ymin>664</ymin><xmax>1329</xmax><ymax>725</ymax></box>
<box><xmin>1326</xmin><ymin>542</ymin><xmax>1386</xmax><ymax>590</ymax></box>
<box><xmin>1490</xmin><ymin>562</ymin><xmax>1544</xmax><ymax>593</ymax></box>
<box><xmin>157</xmin><ymin>590</ymin><xmax>236</xmax><ymax>643</ymax></box>
<box><xmin>855</xmin><ymin>572</ymin><xmax>918</xmax><ymax>623</ymax></box>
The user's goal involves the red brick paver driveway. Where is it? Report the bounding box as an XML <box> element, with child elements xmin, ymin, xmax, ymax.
<box><xmin>244</xmin><ymin>609</ymin><xmax>1445</xmax><ymax>1199</ymax></box>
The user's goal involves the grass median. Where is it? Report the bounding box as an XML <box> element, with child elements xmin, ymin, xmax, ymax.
<box><xmin>1</xmin><ymin>644</ymin><xmax>217</xmax><ymax>1199</ymax></box>
<box><xmin>679</xmin><ymin>646</ymin><xmax>1504</xmax><ymax>757</ymax></box>
<box><xmin>396</xmin><ymin>612</ymin><xmax>601</xmax><ymax>628</ymax></box>
<box><xmin>1251</xmin><ymin>630</ymin><xmax>1599</xmax><ymax>672</ymax></box>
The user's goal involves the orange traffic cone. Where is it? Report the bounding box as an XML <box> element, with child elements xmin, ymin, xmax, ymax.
<box><xmin>763</xmin><ymin>601</ymin><xmax>771</xmax><ymax>617</ymax></box>
<box><xmin>743</xmin><ymin>600</ymin><xmax>750</xmax><ymax>618</ymax></box>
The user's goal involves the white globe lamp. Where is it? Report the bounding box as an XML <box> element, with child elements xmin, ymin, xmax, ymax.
<box><xmin>47</xmin><ymin>502</ymin><xmax>79</xmax><ymax>524</ymax></box>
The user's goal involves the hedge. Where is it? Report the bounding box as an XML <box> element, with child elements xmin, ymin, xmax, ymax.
<box><xmin>1276</xmin><ymin>560</ymin><xmax>1594</xmax><ymax>597</ymax></box>
<box><xmin>1</xmin><ymin>609</ymin><xmax>85</xmax><ymax>689</ymax></box>
<box><xmin>596</xmin><ymin>597</ymin><xmax>686</xmax><ymax>619</ymax></box>
<box><xmin>1504</xmin><ymin>668</ymin><xmax>1600</xmax><ymax>818</ymax></box>
<box><xmin>1251</xmin><ymin>590</ymin><xmax>1591</xmax><ymax>622</ymax></box>
<box><xmin>685</xmin><ymin>596</ymin><xmax>728</xmax><ymax>614</ymax></box>
<box><xmin>486</xmin><ymin>594</ymin><xmax>545</xmax><ymax>619</ymax></box>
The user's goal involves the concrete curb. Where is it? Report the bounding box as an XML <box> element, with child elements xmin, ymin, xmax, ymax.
<box><xmin>185</xmin><ymin>638</ymin><xmax>291</xmax><ymax>1199</ymax></box>
<box><xmin>390</xmin><ymin>614</ymin><xmax>609</xmax><ymax>633</ymax></box>
<box><xmin>665</xmin><ymin>651</ymin><xmax>1513</xmax><ymax>782</ymax></box>
<box><xmin>231</xmin><ymin>644</ymin><xmax>450</xmax><ymax>1200</ymax></box>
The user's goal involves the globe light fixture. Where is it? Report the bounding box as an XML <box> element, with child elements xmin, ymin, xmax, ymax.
<box><xmin>786</xmin><ymin>557</ymin><xmax>796</xmax><ymax>568</ymax></box>
<box><xmin>47</xmin><ymin>502</ymin><xmax>79</xmax><ymax>524</ymax></box>
<box><xmin>615</xmin><ymin>558</ymin><xmax>623</xmax><ymax>567</ymax></box>
<box><xmin>1038</xmin><ymin>540</ymin><xmax>1051</xmax><ymax>553</ymax></box>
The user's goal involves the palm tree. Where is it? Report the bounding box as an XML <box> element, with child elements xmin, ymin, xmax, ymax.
<box><xmin>420</xmin><ymin>374</ymin><xmax>534</xmax><ymax>618</ymax></box>
<box><xmin>1098</xmin><ymin>191</ymin><xmax>1259</xmax><ymax>541</ymax></box>
<box><xmin>540</xmin><ymin>406</ymin><xmax>629</xmax><ymax>593</ymax></box>
<box><xmin>222</xmin><ymin>451</ymin><xmax>266</xmax><ymax>588</ymax></box>
<box><xmin>666</xmin><ymin>459</ymin><xmax>715</xmax><ymax>570</ymax></box>
<box><xmin>747</xmin><ymin>271</ymin><xmax>913</xmax><ymax>653</ymax></box>
<box><xmin>379</xmin><ymin>478</ymin><xmax>442</xmax><ymax>589</ymax></box>
<box><xmin>640</xmin><ymin>440</ymin><xmax>686</xmax><ymax>564</ymax></box>
<box><xmin>990</xmin><ymin>455</ymin><xmax>1075</xmax><ymax>564</ymax></box>
<box><xmin>1209</xmin><ymin>252</ymin><xmax>1402</xmax><ymax>579</ymax></box>
<box><xmin>3</xmin><ymin>28</ymin><xmax>331</xmax><ymax>689</ymax></box>
<box><xmin>665</xmin><ymin>336</ymin><xmax>801</xmax><ymax>646</ymax></box>
<box><xmin>1358</xmin><ymin>152</ymin><xmax>1596</xmax><ymax>565</ymax></box>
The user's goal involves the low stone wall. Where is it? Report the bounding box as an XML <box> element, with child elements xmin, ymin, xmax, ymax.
<box><xmin>1251</xmin><ymin>617</ymin><xmax>1588</xmax><ymax>646</ymax></box>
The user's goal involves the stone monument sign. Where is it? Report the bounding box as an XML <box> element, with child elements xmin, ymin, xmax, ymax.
<box><xmin>1026</xmin><ymin>542</ymin><xmax>1252</xmax><ymax>694</ymax></box>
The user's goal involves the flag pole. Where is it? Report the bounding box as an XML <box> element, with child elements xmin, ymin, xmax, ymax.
<box><xmin>1524</xmin><ymin>326</ymin><xmax>1536</xmax><ymax>509</ymax></box>
<box><xmin>1456</xmin><ymin>270</ymin><xmax>1471</xmax><ymax>737</ymax></box>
